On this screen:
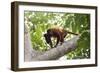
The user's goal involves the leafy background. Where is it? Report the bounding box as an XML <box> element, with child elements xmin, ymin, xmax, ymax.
<box><xmin>24</xmin><ymin>11</ymin><xmax>90</xmax><ymax>60</ymax></box>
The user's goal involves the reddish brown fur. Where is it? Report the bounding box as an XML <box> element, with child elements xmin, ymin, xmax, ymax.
<box><xmin>44</xmin><ymin>28</ymin><xmax>78</xmax><ymax>48</ymax></box>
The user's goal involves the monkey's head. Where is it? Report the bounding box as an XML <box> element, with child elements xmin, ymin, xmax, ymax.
<box><xmin>44</xmin><ymin>33</ymin><xmax>51</xmax><ymax>44</ymax></box>
<box><xmin>47</xmin><ymin>29</ymin><xmax>53</xmax><ymax>36</ymax></box>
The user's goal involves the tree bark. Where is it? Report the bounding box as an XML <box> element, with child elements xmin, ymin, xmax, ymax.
<box><xmin>24</xmin><ymin>26</ymin><xmax>79</xmax><ymax>61</ymax></box>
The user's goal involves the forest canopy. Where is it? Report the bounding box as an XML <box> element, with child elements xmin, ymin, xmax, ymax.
<box><xmin>24</xmin><ymin>11</ymin><xmax>90</xmax><ymax>60</ymax></box>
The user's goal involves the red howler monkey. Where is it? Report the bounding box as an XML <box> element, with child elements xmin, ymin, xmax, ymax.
<box><xmin>44</xmin><ymin>28</ymin><xmax>78</xmax><ymax>48</ymax></box>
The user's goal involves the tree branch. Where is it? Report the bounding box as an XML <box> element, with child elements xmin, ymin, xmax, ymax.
<box><xmin>32</xmin><ymin>36</ymin><xmax>79</xmax><ymax>61</ymax></box>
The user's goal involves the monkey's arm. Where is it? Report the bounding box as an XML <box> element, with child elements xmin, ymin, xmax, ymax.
<box><xmin>54</xmin><ymin>32</ymin><xmax>61</xmax><ymax>47</ymax></box>
<box><xmin>49</xmin><ymin>37</ymin><xmax>53</xmax><ymax>48</ymax></box>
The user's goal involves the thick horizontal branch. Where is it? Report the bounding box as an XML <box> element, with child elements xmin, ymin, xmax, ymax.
<box><xmin>31</xmin><ymin>36</ymin><xmax>79</xmax><ymax>61</ymax></box>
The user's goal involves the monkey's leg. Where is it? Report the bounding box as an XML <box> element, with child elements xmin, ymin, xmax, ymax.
<box><xmin>54</xmin><ymin>37</ymin><xmax>60</xmax><ymax>47</ymax></box>
<box><xmin>60</xmin><ymin>37</ymin><xmax>64</xmax><ymax>45</ymax></box>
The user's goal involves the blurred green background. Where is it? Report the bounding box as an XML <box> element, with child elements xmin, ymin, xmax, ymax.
<box><xmin>24</xmin><ymin>11</ymin><xmax>90</xmax><ymax>60</ymax></box>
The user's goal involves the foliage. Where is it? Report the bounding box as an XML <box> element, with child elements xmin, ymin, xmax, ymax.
<box><xmin>24</xmin><ymin>11</ymin><xmax>90</xmax><ymax>59</ymax></box>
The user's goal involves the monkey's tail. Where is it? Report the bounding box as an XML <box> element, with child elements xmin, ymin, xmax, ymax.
<box><xmin>67</xmin><ymin>31</ymin><xmax>78</xmax><ymax>35</ymax></box>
